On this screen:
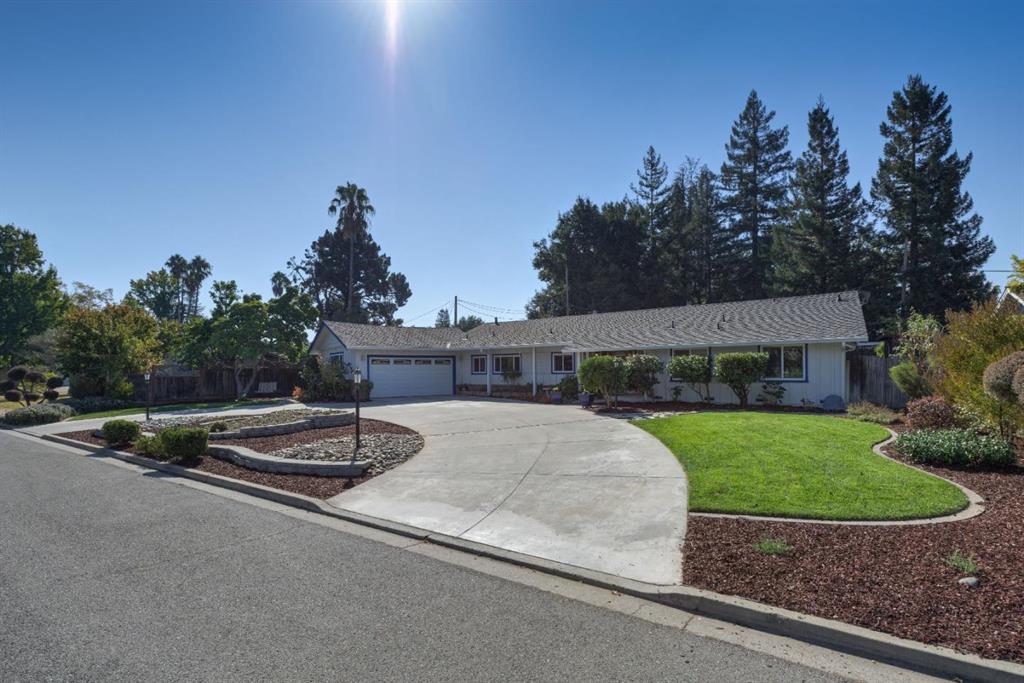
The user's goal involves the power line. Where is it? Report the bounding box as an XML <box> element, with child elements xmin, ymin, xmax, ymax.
<box><xmin>457</xmin><ymin>298</ymin><xmax>525</xmax><ymax>315</ymax></box>
<box><xmin>457</xmin><ymin>301</ymin><xmax>523</xmax><ymax>321</ymax></box>
<box><xmin>403</xmin><ymin>300</ymin><xmax>452</xmax><ymax>325</ymax></box>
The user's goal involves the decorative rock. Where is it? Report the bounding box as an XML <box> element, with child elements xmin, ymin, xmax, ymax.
<box><xmin>958</xmin><ymin>576</ymin><xmax>980</xmax><ymax>588</ymax></box>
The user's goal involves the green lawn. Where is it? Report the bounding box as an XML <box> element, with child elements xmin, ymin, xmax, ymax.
<box><xmin>636</xmin><ymin>412</ymin><xmax>968</xmax><ymax>521</ymax></box>
<box><xmin>66</xmin><ymin>398</ymin><xmax>286</xmax><ymax>421</ymax></box>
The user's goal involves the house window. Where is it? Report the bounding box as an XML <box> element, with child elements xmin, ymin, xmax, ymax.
<box><xmin>762</xmin><ymin>345</ymin><xmax>805</xmax><ymax>381</ymax></box>
<box><xmin>328</xmin><ymin>352</ymin><xmax>345</xmax><ymax>366</ymax></box>
<box><xmin>471</xmin><ymin>355</ymin><xmax>487</xmax><ymax>374</ymax></box>
<box><xmin>492</xmin><ymin>355</ymin><xmax>521</xmax><ymax>374</ymax></box>
<box><xmin>551</xmin><ymin>353</ymin><xmax>574</xmax><ymax>374</ymax></box>
<box><xmin>669</xmin><ymin>348</ymin><xmax>709</xmax><ymax>382</ymax></box>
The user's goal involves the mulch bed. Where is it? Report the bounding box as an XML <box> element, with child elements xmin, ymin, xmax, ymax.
<box><xmin>212</xmin><ymin>418</ymin><xmax>416</xmax><ymax>453</ymax></box>
<box><xmin>684</xmin><ymin>450</ymin><xmax>1024</xmax><ymax>663</ymax></box>
<box><xmin>55</xmin><ymin>428</ymin><xmax>379</xmax><ymax>499</ymax></box>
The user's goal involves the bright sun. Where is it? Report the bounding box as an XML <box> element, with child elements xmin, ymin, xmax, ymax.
<box><xmin>383</xmin><ymin>0</ymin><xmax>401</xmax><ymax>61</ymax></box>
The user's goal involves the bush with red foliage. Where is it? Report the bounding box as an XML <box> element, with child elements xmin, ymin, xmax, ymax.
<box><xmin>906</xmin><ymin>396</ymin><xmax>960</xmax><ymax>430</ymax></box>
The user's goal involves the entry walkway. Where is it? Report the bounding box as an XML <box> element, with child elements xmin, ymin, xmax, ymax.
<box><xmin>328</xmin><ymin>398</ymin><xmax>687</xmax><ymax>584</ymax></box>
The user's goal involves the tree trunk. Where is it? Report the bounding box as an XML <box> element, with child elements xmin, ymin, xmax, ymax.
<box><xmin>347</xmin><ymin>236</ymin><xmax>355</xmax><ymax>317</ymax></box>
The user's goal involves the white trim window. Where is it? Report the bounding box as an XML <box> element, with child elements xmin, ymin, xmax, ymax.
<box><xmin>327</xmin><ymin>352</ymin><xmax>345</xmax><ymax>366</ymax></box>
<box><xmin>551</xmin><ymin>352</ymin><xmax>574</xmax><ymax>374</ymax></box>
<box><xmin>762</xmin><ymin>344</ymin><xmax>805</xmax><ymax>381</ymax></box>
<box><xmin>492</xmin><ymin>355</ymin><xmax>521</xmax><ymax>374</ymax></box>
<box><xmin>471</xmin><ymin>355</ymin><xmax>487</xmax><ymax>374</ymax></box>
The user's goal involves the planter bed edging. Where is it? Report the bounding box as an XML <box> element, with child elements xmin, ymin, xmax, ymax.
<box><xmin>207</xmin><ymin>443</ymin><xmax>368</xmax><ymax>477</ymax></box>
<box><xmin>208</xmin><ymin>412</ymin><xmax>354</xmax><ymax>440</ymax></box>
<box><xmin>34</xmin><ymin>431</ymin><xmax>1024</xmax><ymax>682</ymax></box>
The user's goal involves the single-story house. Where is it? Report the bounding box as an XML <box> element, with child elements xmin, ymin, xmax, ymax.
<box><xmin>308</xmin><ymin>290</ymin><xmax>869</xmax><ymax>406</ymax></box>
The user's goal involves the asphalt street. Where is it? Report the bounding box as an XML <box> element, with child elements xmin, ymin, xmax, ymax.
<box><xmin>0</xmin><ymin>429</ymin><xmax>907</xmax><ymax>682</ymax></box>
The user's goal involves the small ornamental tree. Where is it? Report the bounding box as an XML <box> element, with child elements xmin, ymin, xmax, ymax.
<box><xmin>714</xmin><ymin>352</ymin><xmax>768</xmax><ymax>408</ymax></box>
<box><xmin>666</xmin><ymin>354</ymin><xmax>712</xmax><ymax>401</ymax></box>
<box><xmin>982</xmin><ymin>351</ymin><xmax>1024</xmax><ymax>437</ymax></box>
<box><xmin>2</xmin><ymin>366</ymin><xmax>54</xmax><ymax>406</ymax></box>
<box><xmin>577</xmin><ymin>355</ymin><xmax>628</xmax><ymax>408</ymax></box>
<box><xmin>624</xmin><ymin>354</ymin><xmax>663</xmax><ymax>399</ymax></box>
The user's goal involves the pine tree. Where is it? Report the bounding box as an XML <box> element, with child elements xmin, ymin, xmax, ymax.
<box><xmin>630</xmin><ymin>146</ymin><xmax>671</xmax><ymax>235</ymax></box>
<box><xmin>686</xmin><ymin>165</ymin><xmax>730</xmax><ymax>303</ymax></box>
<box><xmin>434</xmin><ymin>308</ymin><xmax>451</xmax><ymax>328</ymax></box>
<box><xmin>773</xmin><ymin>98</ymin><xmax>878</xmax><ymax>298</ymax></box>
<box><xmin>720</xmin><ymin>90</ymin><xmax>792</xmax><ymax>299</ymax></box>
<box><xmin>871</xmin><ymin>75</ymin><xmax>995</xmax><ymax>322</ymax></box>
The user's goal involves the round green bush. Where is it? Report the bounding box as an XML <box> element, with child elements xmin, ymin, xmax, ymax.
<box><xmin>6</xmin><ymin>366</ymin><xmax>28</xmax><ymax>382</ymax></box>
<box><xmin>714</xmin><ymin>352</ymin><xmax>769</xmax><ymax>407</ymax></box>
<box><xmin>158</xmin><ymin>427</ymin><xmax>209</xmax><ymax>461</ymax></box>
<box><xmin>982</xmin><ymin>351</ymin><xmax>1024</xmax><ymax>403</ymax></box>
<box><xmin>894</xmin><ymin>428</ymin><xmax>1016</xmax><ymax>467</ymax></box>
<box><xmin>1</xmin><ymin>403</ymin><xmax>77</xmax><ymax>426</ymax></box>
<box><xmin>134</xmin><ymin>435</ymin><xmax>164</xmax><ymax>458</ymax></box>
<box><xmin>4</xmin><ymin>389</ymin><xmax>22</xmax><ymax>403</ymax></box>
<box><xmin>45</xmin><ymin>376</ymin><xmax>64</xmax><ymax>390</ymax></box>
<box><xmin>577</xmin><ymin>355</ymin><xmax>627</xmax><ymax>407</ymax></box>
<box><xmin>24</xmin><ymin>370</ymin><xmax>46</xmax><ymax>384</ymax></box>
<box><xmin>101</xmin><ymin>419</ymin><xmax>141</xmax><ymax>446</ymax></box>
<box><xmin>208</xmin><ymin>421</ymin><xmax>229</xmax><ymax>433</ymax></box>
<box><xmin>42</xmin><ymin>390</ymin><xmax>60</xmax><ymax>401</ymax></box>
<box><xmin>22</xmin><ymin>392</ymin><xmax>42</xmax><ymax>403</ymax></box>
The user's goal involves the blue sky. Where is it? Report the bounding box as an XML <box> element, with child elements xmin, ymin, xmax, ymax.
<box><xmin>2</xmin><ymin>0</ymin><xmax>1021</xmax><ymax>324</ymax></box>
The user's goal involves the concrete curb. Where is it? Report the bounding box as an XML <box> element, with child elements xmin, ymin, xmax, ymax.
<box><xmin>206</xmin><ymin>443</ymin><xmax>369</xmax><ymax>477</ymax></box>
<box><xmin>689</xmin><ymin>428</ymin><xmax>986</xmax><ymax>526</ymax></box>
<box><xmin>37</xmin><ymin>432</ymin><xmax>1024</xmax><ymax>683</ymax></box>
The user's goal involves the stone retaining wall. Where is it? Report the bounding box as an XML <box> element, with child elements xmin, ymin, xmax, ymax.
<box><xmin>207</xmin><ymin>443</ymin><xmax>368</xmax><ymax>477</ymax></box>
<box><xmin>208</xmin><ymin>412</ymin><xmax>354</xmax><ymax>440</ymax></box>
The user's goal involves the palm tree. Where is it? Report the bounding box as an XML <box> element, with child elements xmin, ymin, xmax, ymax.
<box><xmin>165</xmin><ymin>254</ymin><xmax>188</xmax><ymax>322</ymax></box>
<box><xmin>183</xmin><ymin>255</ymin><xmax>212</xmax><ymax>319</ymax></box>
<box><xmin>327</xmin><ymin>183</ymin><xmax>374</xmax><ymax>317</ymax></box>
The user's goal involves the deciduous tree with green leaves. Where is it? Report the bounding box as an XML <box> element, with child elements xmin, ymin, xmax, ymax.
<box><xmin>0</xmin><ymin>225</ymin><xmax>67</xmax><ymax>367</ymax></box>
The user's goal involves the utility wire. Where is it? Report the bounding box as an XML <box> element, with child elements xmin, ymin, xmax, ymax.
<box><xmin>403</xmin><ymin>300</ymin><xmax>452</xmax><ymax>325</ymax></box>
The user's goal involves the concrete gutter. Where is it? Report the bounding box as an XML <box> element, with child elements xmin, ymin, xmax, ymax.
<box><xmin>36</xmin><ymin>431</ymin><xmax>1024</xmax><ymax>683</ymax></box>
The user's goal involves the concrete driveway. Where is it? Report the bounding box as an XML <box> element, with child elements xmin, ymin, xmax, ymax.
<box><xmin>329</xmin><ymin>398</ymin><xmax>687</xmax><ymax>585</ymax></box>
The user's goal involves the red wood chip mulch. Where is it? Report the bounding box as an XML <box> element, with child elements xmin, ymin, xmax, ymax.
<box><xmin>56</xmin><ymin>429</ymin><xmax>374</xmax><ymax>499</ymax></box>
<box><xmin>684</xmin><ymin>453</ymin><xmax>1024</xmax><ymax>664</ymax></box>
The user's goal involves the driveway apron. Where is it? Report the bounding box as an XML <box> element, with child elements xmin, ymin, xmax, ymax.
<box><xmin>327</xmin><ymin>398</ymin><xmax>687</xmax><ymax>585</ymax></box>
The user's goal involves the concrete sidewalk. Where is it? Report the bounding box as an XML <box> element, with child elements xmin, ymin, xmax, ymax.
<box><xmin>327</xmin><ymin>398</ymin><xmax>688</xmax><ymax>585</ymax></box>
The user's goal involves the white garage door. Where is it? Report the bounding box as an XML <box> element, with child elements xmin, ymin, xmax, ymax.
<box><xmin>368</xmin><ymin>357</ymin><xmax>454</xmax><ymax>398</ymax></box>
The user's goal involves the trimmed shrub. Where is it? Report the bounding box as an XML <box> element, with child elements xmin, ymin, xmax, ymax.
<box><xmin>62</xmin><ymin>396</ymin><xmax>134</xmax><ymax>415</ymax></box>
<box><xmin>4</xmin><ymin>389</ymin><xmax>21</xmax><ymax>403</ymax></box>
<box><xmin>45</xmin><ymin>376</ymin><xmax>64</xmax><ymax>390</ymax></box>
<box><xmin>906</xmin><ymin>396</ymin><xmax>960</xmax><ymax>430</ymax></box>
<box><xmin>0</xmin><ymin>379</ymin><xmax>13</xmax><ymax>392</ymax></box>
<box><xmin>134</xmin><ymin>435</ymin><xmax>164</xmax><ymax>458</ymax></box>
<box><xmin>101</xmin><ymin>419</ymin><xmax>141</xmax><ymax>445</ymax></box>
<box><xmin>847</xmin><ymin>401</ymin><xmax>900</xmax><ymax>425</ymax></box>
<box><xmin>889</xmin><ymin>361</ymin><xmax>931</xmax><ymax>400</ymax></box>
<box><xmin>667</xmin><ymin>354</ymin><xmax>712</xmax><ymax>401</ymax></box>
<box><xmin>714</xmin><ymin>352</ymin><xmax>769</xmax><ymax>408</ymax></box>
<box><xmin>982</xmin><ymin>351</ymin><xmax>1024</xmax><ymax>403</ymax></box>
<box><xmin>577</xmin><ymin>355</ymin><xmax>628</xmax><ymax>408</ymax></box>
<box><xmin>556</xmin><ymin>375</ymin><xmax>579</xmax><ymax>401</ymax></box>
<box><xmin>7</xmin><ymin>366</ymin><xmax>27</xmax><ymax>382</ymax></box>
<box><xmin>208</xmin><ymin>421</ymin><xmax>229</xmax><ymax>433</ymax></box>
<box><xmin>894</xmin><ymin>429</ymin><xmax>1016</xmax><ymax>467</ymax></box>
<box><xmin>24</xmin><ymin>370</ymin><xmax>46</xmax><ymax>384</ymax></box>
<box><xmin>624</xmin><ymin>354</ymin><xmax>663</xmax><ymax>398</ymax></box>
<box><xmin>43</xmin><ymin>390</ymin><xmax>60</xmax><ymax>401</ymax></box>
<box><xmin>1</xmin><ymin>403</ymin><xmax>77</xmax><ymax>426</ymax></box>
<box><xmin>158</xmin><ymin>427</ymin><xmax>208</xmax><ymax>460</ymax></box>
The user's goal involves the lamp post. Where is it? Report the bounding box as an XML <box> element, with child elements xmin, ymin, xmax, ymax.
<box><xmin>351</xmin><ymin>367</ymin><xmax>361</xmax><ymax>463</ymax></box>
<box><xmin>144</xmin><ymin>370</ymin><xmax>152</xmax><ymax>421</ymax></box>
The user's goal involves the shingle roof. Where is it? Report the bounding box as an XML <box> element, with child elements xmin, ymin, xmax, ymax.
<box><xmin>322</xmin><ymin>291</ymin><xmax>869</xmax><ymax>351</ymax></box>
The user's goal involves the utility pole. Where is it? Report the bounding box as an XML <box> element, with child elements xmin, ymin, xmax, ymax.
<box><xmin>453</xmin><ymin>295</ymin><xmax>458</xmax><ymax>326</ymax></box>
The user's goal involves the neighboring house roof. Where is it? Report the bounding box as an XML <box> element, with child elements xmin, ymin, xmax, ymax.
<box><xmin>321</xmin><ymin>291</ymin><xmax>869</xmax><ymax>351</ymax></box>
<box><xmin>997</xmin><ymin>287</ymin><xmax>1024</xmax><ymax>314</ymax></box>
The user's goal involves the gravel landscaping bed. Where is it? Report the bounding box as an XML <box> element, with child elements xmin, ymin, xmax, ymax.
<box><xmin>138</xmin><ymin>408</ymin><xmax>347</xmax><ymax>431</ymax></box>
<box><xmin>684</xmin><ymin>452</ymin><xmax>1024</xmax><ymax>663</ymax></box>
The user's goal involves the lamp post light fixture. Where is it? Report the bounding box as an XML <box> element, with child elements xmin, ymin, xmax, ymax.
<box><xmin>351</xmin><ymin>367</ymin><xmax>362</xmax><ymax>462</ymax></box>
<box><xmin>144</xmin><ymin>370</ymin><xmax>151</xmax><ymax>419</ymax></box>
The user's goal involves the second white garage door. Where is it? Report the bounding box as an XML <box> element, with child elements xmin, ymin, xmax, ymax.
<box><xmin>368</xmin><ymin>356</ymin><xmax>454</xmax><ymax>398</ymax></box>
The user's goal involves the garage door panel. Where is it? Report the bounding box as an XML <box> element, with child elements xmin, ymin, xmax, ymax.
<box><xmin>369</xmin><ymin>357</ymin><xmax>454</xmax><ymax>398</ymax></box>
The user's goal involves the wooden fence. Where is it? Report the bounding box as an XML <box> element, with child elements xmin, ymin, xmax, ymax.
<box><xmin>129</xmin><ymin>365</ymin><xmax>299</xmax><ymax>404</ymax></box>
<box><xmin>846</xmin><ymin>352</ymin><xmax>909</xmax><ymax>409</ymax></box>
